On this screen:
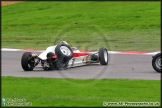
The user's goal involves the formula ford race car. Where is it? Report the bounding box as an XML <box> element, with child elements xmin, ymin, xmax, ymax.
<box><xmin>152</xmin><ymin>53</ymin><xmax>161</xmax><ymax>73</ymax></box>
<box><xmin>21</xmin><ymin>38</ymin><xmax>108</xmax><ymax>71</ymax></box>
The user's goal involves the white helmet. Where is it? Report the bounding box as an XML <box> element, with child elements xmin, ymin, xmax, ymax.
<box><xmin>60</xmin><ymin>41</ymin><xmax>68</xmax><ymax>45</ymax></box>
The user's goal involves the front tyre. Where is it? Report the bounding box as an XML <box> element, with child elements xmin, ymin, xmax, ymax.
<box><xmin>21</xmin><ymin>52</ymin><xmax>34</xmax><ymax>71</ymax></box>
<box><xmin>99</xmin><ymin>47</ymin><xmax>108</xmax><ymax>65</ymax></box>
<box><xmin>152</xmin><ymin>53</ymin><xmax>161</xmax><ymax>73</ymax></box>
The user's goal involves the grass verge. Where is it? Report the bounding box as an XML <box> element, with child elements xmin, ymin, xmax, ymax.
<box><xmin>2</xmin><ymin>76</ymin><xmax>160</xmax><ymax>107</ymax></box>
<box><xmin>1</xmin><ymin>1</ymin><xmax>160</xmax><ymax>51</ymax></box>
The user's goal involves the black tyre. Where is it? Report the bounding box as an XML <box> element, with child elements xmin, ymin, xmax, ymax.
<box><xmin>55</xmin><ymin>43</ymin><xmax>73</xmax><ymax>63</ymax></box>
<box><xmin>46</xmin><ymin>52</ymin><xmax>55</xmax><ymax>70</ymax></box>
<box><xmin>99</xmin><ymin>47</ymin><xmax>108</xmax><ymax>65</ymax></box>
<box><xmin>21</xmin><ymin>52</ymin><xmax>34</xmax><ymax>71</ymax></box>
<box><xmin>152</xmin><ymin>53</ymin><xmax>161</xmax><ymax>73</ymax></box>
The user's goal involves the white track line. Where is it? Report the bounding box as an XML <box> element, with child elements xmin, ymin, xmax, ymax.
<box><xmin>1</xmin><ymin>48</ymin><xmax>21</xmax><ymax>51</ymax></box>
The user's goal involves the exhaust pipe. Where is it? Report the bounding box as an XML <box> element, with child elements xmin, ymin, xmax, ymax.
<box><xmin>29</xmin><ymin>53</ymin><xmax>38</xmax><ymax>57</ymax></box>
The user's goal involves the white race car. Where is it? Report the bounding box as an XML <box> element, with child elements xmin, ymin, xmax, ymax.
<box><xmin>21</xmin><ymin>38</ymin><xmax>109</xmax><ymax>71</ymax></box>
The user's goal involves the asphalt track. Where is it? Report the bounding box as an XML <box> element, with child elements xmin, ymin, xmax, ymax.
<box><xmin>1</xmin><ymin>51</ymin><xmax>161</xmax><ymax>80</ymax></box>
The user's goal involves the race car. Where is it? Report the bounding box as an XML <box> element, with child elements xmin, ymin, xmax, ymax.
<box><xmin>152</xmin><ymin>53</ymin><xmax>161</xmax><ymax>73</ymax></box>
<box><xmin>21</xmin><ymin>38</ymin><xmax>109</xmax><ymax>71</ymax></box>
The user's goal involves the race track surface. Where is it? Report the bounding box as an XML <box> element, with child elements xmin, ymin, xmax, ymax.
<box><xmin>1</xmin><ymin>51</ymin><xmax>161</xmax><ymax>80</ymax></box>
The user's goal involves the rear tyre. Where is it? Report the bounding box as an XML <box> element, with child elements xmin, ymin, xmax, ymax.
<box><xmin>21</xmin><ymin>52</ymin><xmax>34</xmax><ymax>71</ymax></box>
<box><xmin>55</xmin><ymin>43</ymin><xmax>73</xmax><ymax>68</ymax></box>
<box><xmin>99</xmin><ymin>47</ymin><xmax>108</xmax><ymax>65</ymax></box>
<box><xmin>152</xmin><ymin>53</ymin><xmax>161</xmax><ymax>73</ymax></box>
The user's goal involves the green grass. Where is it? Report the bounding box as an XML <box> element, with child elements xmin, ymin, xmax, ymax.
<box><xmin>1</xmin><ymin>1</ymin><xmax>160</xmax><ymax>51</ymax></box>
<box><xmin>2</xmin><ymin>76</ymin><xmax>160</xmax><ymax>107</ymax></box>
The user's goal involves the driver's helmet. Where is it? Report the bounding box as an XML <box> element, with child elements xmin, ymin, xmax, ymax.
<box><xmin>60</xmin><ymin>41</ymin><xmax>68</xmax><ymax>45</ymax></box>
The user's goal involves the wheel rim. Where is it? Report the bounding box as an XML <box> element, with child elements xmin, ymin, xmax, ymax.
<box><xmin>60</xmin><ymin>46</ymin><xmax>71</xmax><ymax>56</ymax></box>
<box><xmin>155</xmin><ymin>57</ymin><xmax>161</xmax><ymax>69</ymax></box>
<box><xmin>104</xmin><ymin>50</ymin><xmax>108</xmax><ymax>63</ymax></box>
